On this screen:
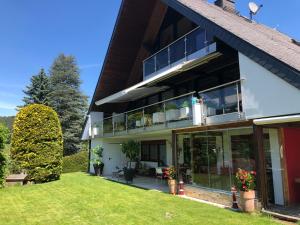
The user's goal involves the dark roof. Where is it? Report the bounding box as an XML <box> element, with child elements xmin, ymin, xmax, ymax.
<box><xmin>89</xmin><ymin>0</ymin><xmax>300</xmax><ymax>114</ymax></box>
<box><xmin>162</xmin><ymin>0</ymin><xmax>300</xmax><ymax>88</ymax></box>
<box><xmin>89</xmin><ymin>0</ymin><xmax>162</xmax><ymax>112</ymax></box>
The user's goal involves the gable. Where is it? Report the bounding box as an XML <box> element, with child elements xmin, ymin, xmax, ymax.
<box><xmin>161</xmin><ymin>0</ymin><xmax>300</xmax><ymax>89</ymax></box>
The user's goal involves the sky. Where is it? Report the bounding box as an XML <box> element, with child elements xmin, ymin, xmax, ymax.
<box><xmin>0</xmin><ymin>0</ymin><xmax>299</xmax><ymax>116</ymax></box>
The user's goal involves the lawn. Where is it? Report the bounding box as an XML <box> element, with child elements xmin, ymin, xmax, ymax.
<box><xmin>0</xmin><ymin>172</ymin><xmax>281</xmax><ymax>225</ymax></box>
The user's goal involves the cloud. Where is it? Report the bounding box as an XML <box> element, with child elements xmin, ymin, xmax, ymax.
<box><xmin>79</xmin><ymin>64</ymin><xmax>100</xmax><ymax>69</ymax></box>
<box><xmin>0</xmin><ymin>101</ymin><xmax>17</xmax><ymax>110</ymax></box>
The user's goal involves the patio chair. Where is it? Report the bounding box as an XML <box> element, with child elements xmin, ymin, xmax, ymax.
<box><xmin>155</xmin><ymin>167</ymin><xmax>163</xmax><ymax>183</ymax></box>
<box><xmin>112</xmin><ymin>166</ymin><xmax>124</xmax><ymax>181</ymax></box>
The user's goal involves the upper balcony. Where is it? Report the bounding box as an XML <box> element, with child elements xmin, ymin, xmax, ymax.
<box><xmin>90</xmin><ymin>80</ymin><xmax>244</xmax><ymax>139</ymax></box>
<box><xmin>143</xmin><ymin>27</ymin><xmax>216</xmax><ymax>80</ymax></box>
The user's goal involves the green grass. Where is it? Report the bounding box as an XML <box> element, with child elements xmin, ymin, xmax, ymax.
<box><xmin>0</xmin><ymin>172</ymin><xmax>280</xmax><ymax>225</ymax></box>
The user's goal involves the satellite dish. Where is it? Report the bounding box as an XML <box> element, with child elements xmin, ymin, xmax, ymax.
<box><xmin>249</xmin><ymin>2</ymin><xmax>259</xmax><ymax>14</ymax></box>
<box><xmin>248</xmin><ymin>2</ymin><xmax>263</xmax><ymax>20</ymax></box>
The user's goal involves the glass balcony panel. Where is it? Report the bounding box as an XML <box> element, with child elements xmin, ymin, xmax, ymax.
<box><xmin>186</xmin><ymin>28</ymin><xmax>206</xmax><ymax>55</ymax></box>
<box><xmin>113</xmin><ymin>113</ymin><xmax>126</xmax><ymax>132</ymax></box>
<box><xmin>144</xmin><ymin>56</ymin><xmax>156</xmax><ymax>78</ymax></box>
<box><xmin>156</xmin><ymin>48</ymin><xmax>169</xmax><ymax>71</ymax></box>
<box><xmin>169</xmin><ymin>37</ymin><xmax>185</xmax><ymax>64</ymax></box>
<box><xmin>127</xmin><ymin>110</ymin><xmax>143</xmax><ymax>130</ymax></box>
<box><xmin>200</xmin><ymin>83</ymin><xmax>239</xmax><ymax>117</ymax></box>
<box><xmin>103</xmin><ymin>118</ymin><xmax>113</xmax><ymax>134</ymax></box>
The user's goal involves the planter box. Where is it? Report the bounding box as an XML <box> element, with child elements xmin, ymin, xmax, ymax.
<box><xmin>166</xmin><ymin>109</ymin><xmax>180</xmax><ymax>121</ymax></box>
<box><xmin>93</xmin><ymin>127</ymin><xmax>100</xmax><ymax>136</ymax></box>
<box><xmin>153</xmin><ymin>112</ymin><xmax>165</xmax><ymax>124</ymax></box>
<box><xmin>179</xmin><ymin>107</ymin><xmax>190</xmax><ymax>119</ymax></box>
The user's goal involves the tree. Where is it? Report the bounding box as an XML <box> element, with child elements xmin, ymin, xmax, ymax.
<box><xmin>0</xmin><ymin>123</ymin><xmax>9</xmax><ymax>187</ymax></box>
<box><xmin>22</xmin><ymin>68</ymin><xmax>51</xmax><ymax>106</ymax></box>
<box><xmin>11</xmin><ymin>104</ymin><xmax>63</xmax><ymax>183</ymax></box>
<box><xmin>48</xmin><ymin>54</ymin><xmax>88</xmax><ymax>156</ymax></box>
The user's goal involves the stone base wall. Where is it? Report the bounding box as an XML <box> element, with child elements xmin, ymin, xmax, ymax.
<box><xmin>185</xmin><ymin>185</ymin><xmax>262</xmax><ymax>210</ymax></box>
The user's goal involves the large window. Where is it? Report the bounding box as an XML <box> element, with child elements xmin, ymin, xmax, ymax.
<box><xmin>141</xmin><ymin>141</ymin><xmax>167</xmax><ymax>166</ymax></box>
<box><xmin>177</xmin><ymin>128</ymin><xmax>254</xmax><ymax>191</ymax></box>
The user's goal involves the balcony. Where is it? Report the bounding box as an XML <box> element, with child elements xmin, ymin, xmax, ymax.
<box><xmin>199</xmin><ymin>80</ymin><xmax>244</xmax><ymax>125</ymax></box>
<box><xmin>143</xmin><ymin>27</ymin><xmax>216</xmax><ymax>80</ymax></box>
<box><xmin>91</xmin><ymin>80</ymin><xmax>244</xmax><ymax>138</ymax></box>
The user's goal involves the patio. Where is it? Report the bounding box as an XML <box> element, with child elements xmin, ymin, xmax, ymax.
<box><xmin>105</xmin><ymin>175</ymin><xmax>169</xmax><ymax>193</ymax></box>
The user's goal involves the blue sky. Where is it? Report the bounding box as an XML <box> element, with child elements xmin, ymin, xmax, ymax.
<box><xmin>0</xmin><ymin>0</ymin><xmax>299</xmax><ymax>116</ymax></box>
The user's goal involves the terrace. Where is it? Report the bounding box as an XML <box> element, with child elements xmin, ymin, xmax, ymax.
<box><xmin>91</xmin><ymin>80</ymin><xmax>244</xmax><ymax>138</ymax></box>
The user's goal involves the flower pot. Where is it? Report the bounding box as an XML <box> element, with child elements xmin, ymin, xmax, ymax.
<box><xmin>99</xmin><ymin>163</ymin><xmax>104</xmax><ymax>176</ymax></box>
<box><xmin>168</xmin><ymin>179</ymin><xmax>177</xmax><ymax>195</ymax></box>
<box><xmin>239</xmin><ymin>190</ymin><xmax>256</xmax><ymax>212</ymax></box>
<box><xmin>166</xmin><ymin>109</ymin><xmax>180</xmax><ymax>121</ymax></box>
<box><xmin>93</xmin><ymin>164</ymin><xmax>101</xmax><ymax>176</ymax></box>
<box><xmin>153</xmin><ymin>112</ymin><xmax>165</xmax><ymax>124</ymax></box>
<box><xmin>179</xmin><ymin>107</ymin><xmax>190</xmax><ymax>119</ymax></box>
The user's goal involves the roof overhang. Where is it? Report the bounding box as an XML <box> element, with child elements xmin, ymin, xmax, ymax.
<box><xmin>95</xmin><ymin>43</ymin><xmax>219</xmax><ymax>106</ymax></box>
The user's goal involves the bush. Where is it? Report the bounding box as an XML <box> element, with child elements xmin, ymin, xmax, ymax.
<box><xmin>62</xmin><ymin>150</ymin><xmax>88</xmax><ymax>173</ymax></box>
<box><xmin>0</xmin><ymin>123</ymin><xmax>9</xmax><ymax>187</ymax></box>
<box><xmin>11</xmin><ymin>104</ymin><xmax>63</xmax><ymax>183</ymax></box>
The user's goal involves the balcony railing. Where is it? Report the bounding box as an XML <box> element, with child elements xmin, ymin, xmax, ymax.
<box><xmin>143</xmin><ymin>27</ymin><xmax>208</xmax><ymax>79</ymax></box>
<box><xmin>199</xmin><ymin>80</ymin><xmax>243</xmax><ymax>118</ymax></box>
<box><xmin>91</xmin><ymin>80</ymin><xmax>244</xmax><ymax>138</ymax></box>
<box><xmin>91</xmin><ymin>92</ymin><xmax>195</xmax><ymax>137</ymax></box>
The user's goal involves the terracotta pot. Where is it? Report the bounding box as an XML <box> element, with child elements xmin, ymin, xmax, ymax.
<box><xmin>168</xmin><ymin>179</ymin><xmax>177</xmax><ymax>195</ymax></box>
<box><xmin>239</xmin><ymin>190</ymin><xmax>256</xmax><ymax>213</ymax></box>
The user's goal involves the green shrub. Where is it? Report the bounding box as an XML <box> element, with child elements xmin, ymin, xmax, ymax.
<box><xmin>0</xmin><ymin>123</ymin><xmax>9</xmax><ymax>187</ymax></box>
<box><xmin>62</xmin><ymin>150</ymin><xmax>88</xmax><ymax>173</ymax></box>
<box><xmin>11</xmin><ymin>104</ymin><xmax>63</xmax><ymax>183</ymax></box>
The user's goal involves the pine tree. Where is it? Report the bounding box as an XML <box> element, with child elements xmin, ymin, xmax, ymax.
<box><xmin>48</xmin><ymin>54</ymin><xmax>88</xmax><ymax>156</ymax></box>
<box><xmin>22</xmin><ymin>68</ymin><xmax>50</xmax><ymax>106</ymax></box>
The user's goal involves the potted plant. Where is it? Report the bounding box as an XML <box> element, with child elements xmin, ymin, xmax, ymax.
<box><xmin>165</xmin><ymin>103</ymin><xmax>179</xmax><ymax>121</ymax></box>
<box><xmin>179</xmin><ymin>100</ymin><xmax>190</xmax><ymax>119</ymax></box>
<box><xmin>166</xmin><ymin>166</ymin><xmax>177</xmax><ymax>195</ymax></box>
<box><xmin>121</xmin><ymin>140</ymin><xmax>140</xmax><ymax>183</ymax></box>
<box><xmin>235</xmin><ymin>168</ymin><xmax>256</xmax><ymax>212</ymax></box>
<box><xmin>91</xmin><ymin>145</ymin><xmax>104</xmax><ymax>176</ymax></box>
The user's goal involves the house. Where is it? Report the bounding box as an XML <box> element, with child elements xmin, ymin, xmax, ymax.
<box><xmin>82</xmin><ymin>0</ymin><xmax>300</xmax><ymax>211</ymax></box>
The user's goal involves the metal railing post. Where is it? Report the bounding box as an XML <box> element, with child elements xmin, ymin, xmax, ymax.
<box><xmin>125</xmin><ymin>113</ymin><xmax>128</xmax><ymax>133</ymax></box>
<box><xmin>163</xmin><ymin>102</ymin><xmax>167</xmax><ymax>127</ymax></box>
<box><xmin>154</xmin><ymin>55</ymin><xmax>157</xmax><ymax>72</ymax></box>
<box><xmin>236</xmin><ymin>82</ymin><xmax>241</xmax><ymax>118</ymax></box>
<box><xmin>142</xmin><ymin>108</ymin><xmax>145</xmax><ymax>129</ymax></box>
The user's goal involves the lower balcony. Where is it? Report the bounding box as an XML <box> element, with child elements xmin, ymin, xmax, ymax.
<box><xmin>91</xmin><ymin>80</ymin><xmax>244</xmax><ymax>138</ymax></box>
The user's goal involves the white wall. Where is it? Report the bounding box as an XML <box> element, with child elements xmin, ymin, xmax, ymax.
<box><xmin>90</xmin><ymin>138</ymin><xmax>127</xmax><ymax>176</ymax></box>
<box><xmin>239</xmin><ymin>53</ymin><xmax>300</xmax><ymax>119</ymax></box>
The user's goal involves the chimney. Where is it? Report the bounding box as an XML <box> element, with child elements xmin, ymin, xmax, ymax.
<box><xmin>214</xmin><ymin>0</ymin><xmax>236</xmax><ymax>14</ymax></box>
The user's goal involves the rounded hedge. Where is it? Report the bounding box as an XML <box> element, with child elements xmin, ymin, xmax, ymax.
<box><xmin>11</xmin><ymin>104</ymin><xmax>63</xmax><ymax>183</ymax></box>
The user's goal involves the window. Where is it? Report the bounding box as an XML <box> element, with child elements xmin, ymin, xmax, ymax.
<box><xmin>141</xmin><ymin>141</ymin><xmax>167</xmax><ymax>166</ymax></box>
